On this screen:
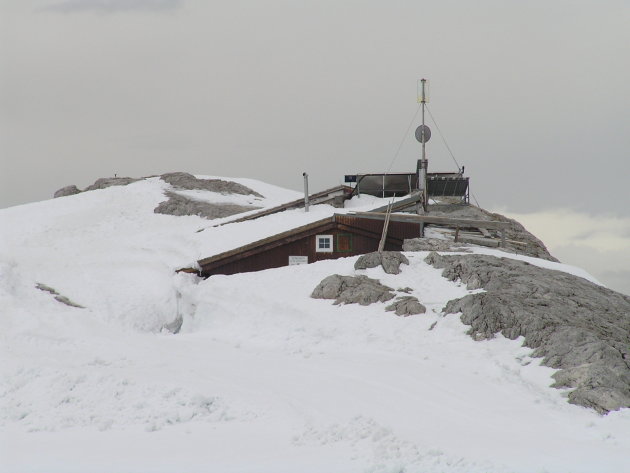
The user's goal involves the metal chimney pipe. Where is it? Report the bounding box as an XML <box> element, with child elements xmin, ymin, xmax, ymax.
<box><xmin>303</xmin><ymin>172</ymin><xmax>309</xmax><ymax>212</ymax></box>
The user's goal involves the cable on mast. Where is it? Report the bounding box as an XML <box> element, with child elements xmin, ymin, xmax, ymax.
<box><xmin>425</xmin><ymin>104</ymin><xmax>462</xmax><ymax>173</ymax></box>
<box><xmin>384</xmin><ymin>103</ymin><xmax>422</xmax><ymax>175</ymax></box>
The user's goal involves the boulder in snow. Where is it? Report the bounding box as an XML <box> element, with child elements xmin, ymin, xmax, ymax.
<box><xmin>311</xmin><ymin>274</ymin><xmax>395</xmax><ymax>306</ymax></box>
<box><xmin>53</xmin><ymin>185</ymin><xmax>82</xmax><ymax>198</ymax></box>
<box><xmin>386</xmin><ymin>296</ymin><xmax>426</xmax><ymax>316</ymax></box>
<box><xmin>354</xmin><ymin>251</ymin><xmax>409</xmax><ymax>275</ymax></box>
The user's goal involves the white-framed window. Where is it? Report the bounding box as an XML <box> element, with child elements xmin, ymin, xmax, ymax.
<box><xmin>316</xmin><ymin>234</ymin><xmax>333</xmax><ymax>253</ymax></box>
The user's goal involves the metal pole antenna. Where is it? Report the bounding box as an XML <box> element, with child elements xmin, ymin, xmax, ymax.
<box><xmin>414</xmin><ymin>79</ymin><xmax>432</xmax><ymax>236</ymax></box>
<box><xmin>420</xmin><ymin>79</ymin><xmax>429</xmax><ymax>212</ymax></box>
<box><xmin>421</xmin><ymin>80</ymin><xmax>426</xmax><ymax>162</ymax></box>
<box><xmin>413</xmin><ymin>79</ymin><xmax>432</xmax><ymax>237</ymax></box>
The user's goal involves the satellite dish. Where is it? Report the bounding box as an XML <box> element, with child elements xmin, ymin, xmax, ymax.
<box><xmin>415</xmin><ymin>125</ymin><xmax>431</xmax><ymax>143</ymax></box>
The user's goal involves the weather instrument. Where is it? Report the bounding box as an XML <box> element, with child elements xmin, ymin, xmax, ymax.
<box><xmin>417</xmin><ymin>79</ymin><xmax>429</xmax><ymax>104</ymax></box>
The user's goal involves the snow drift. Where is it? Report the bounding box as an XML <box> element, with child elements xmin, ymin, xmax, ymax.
<box><xmin>1</xmin><ymin>174</ymin><xmax>629</xmax><ymax>473</ymax></box>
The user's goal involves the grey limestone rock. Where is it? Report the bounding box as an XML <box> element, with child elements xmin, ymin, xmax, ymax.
<box><xmin>84</xmin><ymin>177</ymin><xmax>141</xmax><ymax>191</ymax></box>
<box><xmin>35</xmin><ymin>283</ymin><xmax>84</xmax><ymax>309</ymax></box>
<box><xmin>53</xmin><ymin>176</ymin><xmax>140</xmax><ymax>198</ymax></box>
<box><xmin>425</xmin><ymin>251</ymin><xmax>630</xmax><ymax>414</ymax></box>
<box><xmin>311</xmin><ymin>274</ymin><xmax>395</xmax><ymax>306</ymax></box>
<box><xmin>54</xmin><ymin>172</ymin><xmax>263</xmax><ymax>200</ymax></box>
<box><xmin>428</xmin><ymin>203</ymin><xmax>557</xmax><ymax>261</ymax></box>
<box><xmin>160</xmin><ymin>172</ymin><xmax>263</xmax><ymax>197</ymax></box>
<box><xmin>154</xmin><ymin>192</ymin><xmax>260</xmax><ymax>220</ymax></box>
<box><xmin>354</xmin><ymin>251</ymin><xmax>409</xmax><ymax>275</ymax></box>
<box><xmin>53</xmin><ymin>185</ymin><xmax>82</xmax><ymax>198</ymax></box>
<box><xmin>386</xmin><ymin>296</ymin><xmax>426</xmax><ymax>316</ymax></box>
<box><xmin>36</xmin><ymin>283</ymin><xmax>59</xmax><ymax>295</ymax></box>
<box><xmin>53</xmin><ymin>295</ymin><xmax>85</xmax><ymax>308</ymax></box>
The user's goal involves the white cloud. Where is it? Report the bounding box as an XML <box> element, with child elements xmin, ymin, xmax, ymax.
<box><xmin>39</xmin><ymin>0</ymin><xmax>182</xmax><ymax>13</ymax></box>
<box><xmin>495</xmin><ymin>208</ymin><xmax>630</xmax><ymax>297</ymax></box>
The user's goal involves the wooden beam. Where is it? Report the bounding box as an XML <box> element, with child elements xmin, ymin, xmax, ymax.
<box><xmin>213</xmin><ymin>185</ymin><xmax>352</xmax><ymax>227</ymax></box>
<box><xmin>335</xmin><ymin>223</ymin><xmax>404</xmax><ymax>246</ymax></box>
<box><xmin>458</xmin><ymin>235</ymin><xmax>500</xmax><ymax>247</ymax></box>
<box><xmin>369</xmin><ymin>193</ymin><xmax>423</xmax><ymax>213</ymax></box>
<box><xmin>347</xmin><ymin>212</ymin><xmax>511</xmax><ymax>230</ymax></box>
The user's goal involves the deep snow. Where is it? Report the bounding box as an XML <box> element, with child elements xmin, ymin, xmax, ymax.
<box><xmin>1</xmin><ymin>176</ymin><xmax>628</xmax><ymax>473</ymax></box>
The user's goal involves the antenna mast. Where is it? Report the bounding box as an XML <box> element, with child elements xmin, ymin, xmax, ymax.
<box><xmin>415</xmin><ymin>78</ymin><xmax>431</xmax><ymax>215</ymax></box>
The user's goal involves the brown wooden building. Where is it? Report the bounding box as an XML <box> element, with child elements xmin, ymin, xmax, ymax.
<box><xmin>196</xmin><ymin>214</ymin><xmax>420</xmax><ymax>277</ymax></box>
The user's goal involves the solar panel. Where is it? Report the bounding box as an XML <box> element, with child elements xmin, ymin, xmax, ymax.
<box><xmin>354</xmin><ymin>173</ymin><xmax>468</xmax><ymax>199</ymax></box>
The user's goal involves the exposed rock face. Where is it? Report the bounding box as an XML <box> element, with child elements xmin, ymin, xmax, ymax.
<box><xmin>53</xmin><ymin>172</ymin><xmax>263</xmax><ymax>203</ymax></box>
<box><xmin>403</xmin><ymin>238</ymin><xmax>471</xmax><ymax>253</ymax></box>
<box><xmin>386</xmin><ymin>296</ymin><xmax>426</xmax><ymax>316</ymax></box>
<box><xmin>427</xmin><ymin>204</ymin><xmax>557</xmax><ymax>261</ymax></box>
<box><xmin>53</xmin><ymin>185</ymin><xmax>82</xmax><ymax>198</ymax></box>
<box><xmin>84</xmin><ymin>177</ymin><xmax>141</xmax><ymax>191</ymax></box>
<box><xmin>154</xmin><ymin>192</ymin><xmax>259</xmax><ymax>220</ymax></box>
<box><xmin>311</xmin><ymin>275</ymin><xmax>395</xmax><ymax>306</ymax></box>
<box><xmin>160</xmin><ymin>172</ymin><xmax>263</xmax><ymax>197</ymax></box>
<box><xmin>53</xmin><ymin>177</ymin><xmax>140</xmax><ymax>197</ymax></box>
<box><xmin>425</xmin><ymin>251</ymin><xmax>630</xmax><ymax>414</ymax></box>
<box><xmin>35</xmin><ymin>283</ymin><xmax>84</xmax><ymax>309</ymax></box>
<box><xmin>354</xmin><ymin>251</ymin><xmax>409</xmax><ymax>275</ymax></box>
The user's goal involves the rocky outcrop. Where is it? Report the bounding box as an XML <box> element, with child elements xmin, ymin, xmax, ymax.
<box><xmin>53</xmin><ymin>185</ymin><xmax>82</xmax><ymax>198</ymax></box>
<box><xmin>311</xmin><ymin>275</ymin><xmax>395</xmax><ymax>306</ymax></box>
<box><xmin>84</xmin><ymin>177</ymin><xmax>141</xmax><ymax>191</ymax></box>
<box><xmin>53</xmin><ymin>172</ymin><xmax>263</xmax><ymax>200</ymax></box>
<box><xmin>52</xmin><ymin>173</ymin><xmax>263</xmax><ymax>219</ymax></box>
<box><xmin>160</xmin><ymin>172</ymin><xmax>263</xmax><ymax>197</ymax></box>
<box><xmin>53</xmin><ymin>177</ymin><xmax>140</xmax><ymax>198</ymax></box>
<box><xmin>427</xmin><ymin>203</ymin><xmax>556</xmax><ymax>261</ymax></box>
<box><xmin>354</xmin><ymin>251</ymin><xmax>409</xmax><ymax>274</ymax></box>
<box><xmin>36</xmin><ymin>283</ymin><xmax>84</xmax><ymax>309</ymax></box>
<box><xmin>386</xmin><ymin>296</ymin><xmax>426</xmax><ymax>316</ymax></box>
<box><xmin>425</xmin><ymin>251</ymin><xmax>630</xmax><ymax>414</ymax></box>
<box><xmin>154</xmin><ymin>192</ymin><xmax>259</xmax><ymax>220</ymax></box>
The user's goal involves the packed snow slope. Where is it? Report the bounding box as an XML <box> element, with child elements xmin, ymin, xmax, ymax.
<box><xmin>1</xmin><ymin>175</ymin><xmax>629</xmax><ymax>473</ymax></box>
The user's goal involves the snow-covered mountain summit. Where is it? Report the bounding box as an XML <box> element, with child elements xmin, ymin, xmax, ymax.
<box><xmin>1</xmin><ymin>173</ymin><xmax>629</xmax><ymax>473</ymax></box>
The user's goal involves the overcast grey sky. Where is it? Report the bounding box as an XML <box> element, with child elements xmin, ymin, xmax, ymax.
<box><xmin>1</xmin><ymin>0</ymin><xmax>629</xmax><ymax>293</ymax></box>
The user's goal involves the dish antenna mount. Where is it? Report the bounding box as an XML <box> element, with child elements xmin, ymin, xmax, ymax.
<box><xmin>414</xmin><ymin>125</ymin><xmax>431</xmax><ymax>144</ymax></box>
